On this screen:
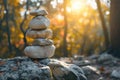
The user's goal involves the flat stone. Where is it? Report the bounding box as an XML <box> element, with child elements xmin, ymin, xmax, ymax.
<box><xmin>29</xmin><ymin>16</ymin><xmax>50</xmax><ymax>30</ymax></box>
<box><xmin>30</xmin><ymin>9</ymin><xmax>48</xmax><ymax>16</ymax></box>
<box><xmin>26</xmin><ymin>29</ymin><xmax>52</xmax><ymax>39</ymax></box>
<box><xmin>24</xmin><ymin>45</ymin><xmax>55</xmax><ymax>58</ymax></box>
<box><xmin>32</xmin><ymin>39</ymin><xmax>53</xmax><ymax>46</ymax></box>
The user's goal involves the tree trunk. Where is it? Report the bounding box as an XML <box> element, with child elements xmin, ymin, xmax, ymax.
<box><xmin>63</xmin><ymin>0</ymin><xmax>68</xmax><ymax>57</ymax></box>
<box><xmin>3</xmin><ymin>0</ymin><xmax>12</xmax><ymax>53</ymax></box>
<box><xmin>110</xmin><ymin>0</ymin><xmax>120</xmax><ymax>57</ymax></box>
<box><xmin>96</xmin><ymin>0</ymin><xmax>110</xmax><ymax>49</ymax></box>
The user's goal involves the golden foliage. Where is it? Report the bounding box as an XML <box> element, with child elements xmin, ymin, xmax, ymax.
<box><xmin>0</xmin><ymin>0</ymin><xmax>109</xmax><ymax>57</ymax></box>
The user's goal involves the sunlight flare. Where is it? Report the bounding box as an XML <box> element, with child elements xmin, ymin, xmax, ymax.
<box><xmin>56</xmin><ymin>14</ymin><xmax>64</xmax><ymax>21</ymax></box>
<box><xmin>71</xmin><ymin>0</ymin><xmax>83</xmax><ymax>11</ymax></box>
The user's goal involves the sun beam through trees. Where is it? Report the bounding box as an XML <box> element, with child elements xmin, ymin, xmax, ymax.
<box><xmin>0</xmin><ymin>0</ymin><xmax>111</xmax><ymax>58</ymax></box>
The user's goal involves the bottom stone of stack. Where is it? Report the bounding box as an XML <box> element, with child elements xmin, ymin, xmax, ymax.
<box><xmin>24</xmin><ymin>45</ymin><xmax>55</xmax><ymax>58</ymax></box>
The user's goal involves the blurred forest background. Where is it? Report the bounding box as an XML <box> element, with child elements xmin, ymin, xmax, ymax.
<box><xmin>0</xmin><ymin>0</ymin><xmax>119</xmax><ymax>58</ymax></box>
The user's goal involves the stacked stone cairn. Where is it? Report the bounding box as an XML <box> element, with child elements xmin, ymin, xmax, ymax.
<box><xmin>0</xmin><ymin>57</ymin><xmax>87</xmax><ymax>80</ymax></box>
<box><xmin>24</xmin><ymin>9</ymin><xmax>55</xmax><ymax>58</ymax></box>
<box><xmin>0</xmin><ymin>9</ymin><xmax>87</xmax><ymax>80</ymax></box>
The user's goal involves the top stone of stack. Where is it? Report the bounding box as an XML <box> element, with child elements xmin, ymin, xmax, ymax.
<box><xmin>30</xmin><ymin>9</ymin><xmax>48</xmax><ymax>16</ymax></box>
<box><xmin>29</xmin><ymin>9</ymin><xmax>50</xmax><ymax>30</ymax></box>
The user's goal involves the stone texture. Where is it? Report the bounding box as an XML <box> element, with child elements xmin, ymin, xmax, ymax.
<box><xmin>30</xmin><ymin>9</ymin><xmax>48</xmax><ymax>16</ymax></box>
<box><xmin>0</xmin><ymin>57</ymin><xmax>87</xmax><ymax>80</ymax></box>
<box><xmin>111</xmin><ymin>68</ymin><xmax>120</xmax><ymax>79</ymax></box>
<box><xmin>25</xmin><ymin>9</ymin><xmax>55</xmax><ymax>58</ymax></box>
<box><xmin>29</xmin><ymin>16</ymin><xmax>50</xmax><ymax>30</ymax></box>
<box><xmin>81</xmin><ymin>66</ymin><xmax>102</xmax><ymax>80</ymax></box>
<box><xmin>26</xmin><ymin>29</ymin><xmax>53</xmax><ymax>39</ymax></box>
<box><xmin>0</xmin><ymin>57</ymin><xmax>52</xmax><ymax>80</ymax></box>
<box><xmin>82</xmin><ymin>66</ymin><xmax>100</xmax><ymax>79</ymax></box>
<box><xmin>48</xmin><ymin>59</ymin><xmax>87</xmax><ymax>80</ymax></box>
<box><xmin>97</xmin><ymin>53</ymin><xmax>114</xmax><ymax>63</ymax></box>
<box><xmin>32</xmin><ymin>39</ymin><xmax>53</xmax><ymax>46</ymax></box>
<box><xmin>24</xmin><ymin>45</ymin><xmax>55</xmax><ymax>58</ymax></box>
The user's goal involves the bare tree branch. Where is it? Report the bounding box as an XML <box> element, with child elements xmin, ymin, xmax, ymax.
<box><xmin>20</xmin><ymin>0</ymin><xmax>29</xmax><ymax>48</ymax></box>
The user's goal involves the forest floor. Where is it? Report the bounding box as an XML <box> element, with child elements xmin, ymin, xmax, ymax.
<box><xmin>58</xmin><ymin>53</ymin><xmax>120</xmax><ymax>80</ymax></box>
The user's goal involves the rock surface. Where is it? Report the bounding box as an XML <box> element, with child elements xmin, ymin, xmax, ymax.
<box><xmin>0</xmin><ymin>57</ymin><xmax>87</xmax><ymax>80</ymax></box>
<box><xmin>82</xmin><ymin>66</ymin><xmax>100</xmax><ymax>80</ymax></box>
<box><xmin>111</xmin><ymin>68</ymin><xmax>120</xmax><ymax>79</ymax></box>
<box><xmin>32</xmin><ymin>39</ymin><xmax>53</xmax><ymax>46</ymax></box>
<box><xmin>29</xmin><ymin>16</ymin><xmax>50</xmax><ymax>30</ymax></box>
<box><xmin>48</xmin><ymin>59</ymin><xmax>87</xmax><ymax>80</ymax></box>
<box><xmin>59</xmin><ymin>53</ymin><xmax>120</xmax><ymax>80</ymax></box>
<box><xmin>24</xmin><ymin>45</ymin><xmax>55</xmax><ymax>58</ymax></box>
<box><xmin>0</xmin><ymin>57</ymin><xmax>52</xmax><ymax>80</ymax></box>
<box><xmin>30</xmin><ymin>9</ymin><xmax>48</xmax><ymax>16</ymax></box>
<box><xmin>26</xmin><ymin>29</ymin><xmax>52</xmax><ymax>39</ymax></box>
<box><xmin>97</xmin><ymin>53</ymin><xmax>114</xmax><ymax>63</ymax></box>
<box><xmin>24</xmin><ymin>9</ymin><xmax>55</xmax><ymax>58</ymax></box>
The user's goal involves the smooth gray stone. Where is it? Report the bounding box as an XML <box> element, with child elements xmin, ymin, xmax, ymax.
<box><xmin>29</xmin><ymin>16</ymin><xmax>50</xmax><ymax>30</ymax></box>
<box><xmin>26</xmin><ymin>29</ymin><xmax>53</xmax><ymax>39</ymax></box>
<box><xmin>24</xmin><ymin>45</ymin><xmax>55</xmax><ymax>58</ymax></box>
<box><xmin>30</xmin><ymin>9</ymin><xmax>48</xmax><ymax>16</ymax></box>
<box><xmin>32</xmin><ymin>39</ymin><xmax>53</xmax><ymax>46</ymax></box>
